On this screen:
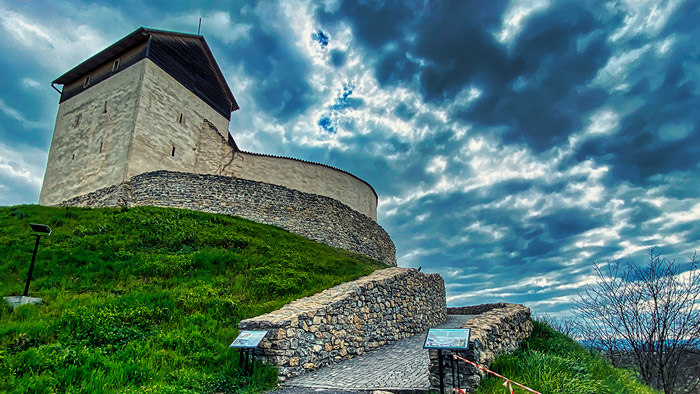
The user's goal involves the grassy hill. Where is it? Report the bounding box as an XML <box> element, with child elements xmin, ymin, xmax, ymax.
<box><xmin>474</xmin><ymin>321</ymin><xmax>660</xmax><ymax>394</ymax></box>
<box><xmin>0</xmin><ymin>205</ymin><xmax>386</xmax><ymax>394</ymax></box>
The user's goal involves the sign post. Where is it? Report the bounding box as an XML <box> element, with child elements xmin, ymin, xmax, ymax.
<box><xmin>24</xmin><ymin>224</ymin><xmax>51</xmax><ymax>296</ymax></box>
<box><xmin>423</xmin><ymin>328</ymin><xmax>471</xmax><ymax>393</ymax></box>
<box><xmin>229</xmin><ymin>330</ymin><xmax>267</xmax><ymax>375</ymax></box>
<box><xmin>5</xmin><ymin>224</ymin><xmax>52</xmax><ymax>308</ymax></box>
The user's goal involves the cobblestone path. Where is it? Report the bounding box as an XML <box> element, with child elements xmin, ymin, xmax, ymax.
<box><xmin>282</xmin><ymin>315</ymin><xmax>471</xmax><ymax>391</ymax></box>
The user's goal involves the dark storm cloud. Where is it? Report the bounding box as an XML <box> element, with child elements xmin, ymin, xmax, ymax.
<box><xmin>321</xmin><ymin>1</ymin><xmax>614</xmax><ymax>152</ymax></box>
<box><xmin>316</xmin><ymin>0</ymin><xmax>418</xmax><ymax>50</ymax></box>
<box><xmin>224</xmin><ymin>23</ymin><xmax>316</xmax><ymax>121</ymax></box>
<box><xmin>574</xmin><ymin>40</ymin><xmax>700</xmax><ymax>186</ymax></box>
<box><xmin>376</xmin><ymin>45</ymin><xmax>420</xmax><ymax>87</ymax></box>
<box><xmin>460</xmin><ymin>2</ymin><xmax>612</xmax><ymax>152</ymax></box>
<box><xmin>539</xmin><ymin>208</ymin><xmax>608</xmax><ymax>240</ymax></box>
<box><xmin>412</xmin><ymin>1</ymin><xmax>511</xmax><ymax>99</ymax></box>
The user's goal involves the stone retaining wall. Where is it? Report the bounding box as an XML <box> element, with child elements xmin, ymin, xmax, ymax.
<box><xmin>429</xmin><ymin>303</ymin><xmax>532</xmax><ymax>392</ymax></box>
<box><xmin>59</xmin><ymin>170</ymin><xmax>396</xmax><ymax>265</ymax></box>
<box><xmin>238</xmin><ymin>267</ymin><xmax>446</xmax><ymax>380</ymax></box>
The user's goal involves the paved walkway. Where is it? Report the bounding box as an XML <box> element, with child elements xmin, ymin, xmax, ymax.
<box><xmin>281</xmin><ymin>315</ymin><xmax>472</xmax><ymax>392</ymax></box>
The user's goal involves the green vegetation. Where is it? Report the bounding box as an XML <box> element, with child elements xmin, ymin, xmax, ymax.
<box><xmin>474</xmin><ymin>321</ymin><xmax>660</xmax><ymax>394</ymax></box>
<box><xmin>0</xmin><ymin>205</ymin><xmax>386</xmax><ymax>394</ymax></box>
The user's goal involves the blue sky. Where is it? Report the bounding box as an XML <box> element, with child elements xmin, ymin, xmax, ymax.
<box><xmin>1</xmin><ymin>0</ymin><xmax>698</xmax><ymax>316</ymax></box>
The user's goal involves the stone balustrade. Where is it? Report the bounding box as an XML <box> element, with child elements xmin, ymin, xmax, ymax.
<box><xmin>429</xmin><ymin>303</ymin><xmax>533</xmax><ymax>392</ymax></box>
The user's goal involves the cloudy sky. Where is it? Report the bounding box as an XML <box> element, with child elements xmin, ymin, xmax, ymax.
<box><xmin>1</xmin><ymin>0</ymin><xmax>698</xmax><ymax>316</ymax></box>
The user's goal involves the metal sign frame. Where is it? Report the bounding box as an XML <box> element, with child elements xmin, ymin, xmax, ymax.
<box><xmin>230</xmin><ymin>330</ymin><xmax>268</xmax><ymax>376</ymax></box>
<box><xmin>229</xmin><ymin>330</ymin><xmax>268</xmax><ymax>349</ymax></box>
<box><xmin>423</xmin><ymin>328</ymin><xmax>471</xmax><ymax>350</ymax></box>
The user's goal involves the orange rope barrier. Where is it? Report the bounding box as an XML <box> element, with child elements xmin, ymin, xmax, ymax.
<box><xmin>450</xmin><ymin>353</ymin><xmax>542</xmax><ymax>394</ymax></box>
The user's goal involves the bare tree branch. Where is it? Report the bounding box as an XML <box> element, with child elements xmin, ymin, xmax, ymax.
<box><xmin>575</xmin><ymin>248</ymin><xmax>700</xmax><ymax>394</ymax></box>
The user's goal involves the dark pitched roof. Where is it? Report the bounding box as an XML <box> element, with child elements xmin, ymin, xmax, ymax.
<box><xmin>53</xmin><ymin>27</ymin><xmax>238</xmax><ymax>118</ymax></box>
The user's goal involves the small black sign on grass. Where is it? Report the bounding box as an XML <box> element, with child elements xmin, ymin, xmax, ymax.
<box><xmin>4</xmin><ymin>224</ymin><xmax>52</xmax><ymax>308</ymax></box>
<box><xmin>230</xmin><ymin>330</ymin><xmax>267</xmax><ymax>375</ymax></box>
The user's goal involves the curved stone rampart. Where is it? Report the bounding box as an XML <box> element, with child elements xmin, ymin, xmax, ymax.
<box><xmin>230</xmin><ymin>151</ymin><xmax>378</xmax><ymax>220</ymax></box>
<box><xmin>429</xmin><ymin>303</ymin><xmax>533</xmax><ymax>392</ymax></box>
<box><xmin>238</xmin><ymin>267</ymin><xmax>446</xmax><ymax>380</ymax></box>
<box><xmin>59</xmin><ymin>170</ymin><xmax>396</xmax><ymax>265</ymax></box>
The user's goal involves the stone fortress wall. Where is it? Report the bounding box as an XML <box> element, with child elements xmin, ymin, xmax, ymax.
<box><xmin>429</xmin><ymin>303</ymin><xmax>533</xmax><ymax>392</ymax></box>
<box><xmin>41</xmin><ymin>57</ymin><xmax>378</xmax><ymax>221</ymax></box>
<box><xmin>238</xmin><ymin>267</ymin><xmax>446</xmax><ymax>380</ymax></box>
<box><xmin>60</xmin><ymin>170</ymin><xmax>396</xmax><ymax>265</ymax></box>
<box><xmin>230</xmin><ymin>151</ymin><xmax>378</xmax><ymax>220</ymax></box>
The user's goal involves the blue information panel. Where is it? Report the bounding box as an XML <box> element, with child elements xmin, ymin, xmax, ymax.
<box><xmin>229</xmin><ymin>331</ymin><xmax>267</xmax><ymax>348</ymax></box>
<box><xmin>423</xmin><ymin>328</ymin><xmax>471</xmax><ymax>350</ymax></box>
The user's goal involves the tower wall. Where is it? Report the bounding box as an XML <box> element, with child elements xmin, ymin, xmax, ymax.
<box><xmin>39</xmin><ymin>60</ymin><xmax>147</xmax><ymax>206</ymax></box>
<box><xmin>41</xmin><ymin>56</ymin><xmax>378</xmax><ymax>222</ymax></box>
<box><xmin>126</xmin><ymin>59</ymin><xmax>231</xmax><ymax>178</ymax></box>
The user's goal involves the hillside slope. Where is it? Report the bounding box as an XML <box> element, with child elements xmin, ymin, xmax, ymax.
<box><xmin>0</xmin><ymin>205</ymin><xmax>386</xmax><ymax>394</ymax></box>
<box><xmin>474</xmin><ymin>321</ymin><xmax>660</xmax><ymax>394</ymax></box>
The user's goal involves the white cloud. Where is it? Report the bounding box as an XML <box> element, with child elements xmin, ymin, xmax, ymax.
<box><xmin>168</xmin><ymin>10</ymin><xmax>252</xmax><ymax>45</ymax></box>
<box><xmin>0</xmin><ymin>7</ymin><xmax>112</xmax><ymax>73</ymax></box>
<box><xmin>592</xmin><ymin>44</ymin><xmax>651</xmax><ymax>90</ymax></box>
<box><xmin>655</xmin><ymin>35</ymin><xmax>676</xmax><ymax>55</ymax></box>
<box><xmin>426</xmin><ymin>156</ymin><xmax>448</xmax><ymax>174</ymax></box>
<box><xmin>0</xmin><ymin>98</ymin><xmax>43</xmax><ymax>129</ymax></box>
<box><xmin>585</xmin><ymin>109</ymin><xmax>620</xmax><ymax>136</ymax></box>
<box><xmin>609</xmin><ymin>0</ymin><xmax>684</xmax><ymax>42</ymax></box>
<box><xmin>0</xmin><ymin>141</ymin><xmax>45</xmax><ymax>205</ymax></box>
<box><xmin>205</xmin><ymin>11</ymin><xmax>252</xmax><ymax>44</ymax></box>
<box><xmin>526</xmin><ymin>295</ymin><xmax>576</xmax><ymax>308</ymax></box>
<box><xmin>21</xmin><ymin>77</ymin><xmax>41</xmax><ymax>89</ymax></box>
<box><xmin>451</xmin><ymin>85</ymin><xmax>483</xmax><ymax>108</ymax></box>
<box><xmin>497</xmin><ymin>0</ymin><xmax>550</xmax><ymax>44</ymax></box>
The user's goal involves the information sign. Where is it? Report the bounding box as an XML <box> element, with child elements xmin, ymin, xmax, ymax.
<box><xmin>423</xmin><ymin>328</ymin><xmax>471</xmax><ymax>350</ymax></box>
<box><xmin>229</xmin><ymin>331</ymin><xmax>267</xmax><ymax>348</ymax></box>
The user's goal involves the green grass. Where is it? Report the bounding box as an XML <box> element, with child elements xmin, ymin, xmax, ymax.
<box><xmin>473</xmin><ymin>321</ymin><xmax>660</xmax><ymax>394</ymax></box>
<box><xmin>0</xmin><ymin>205</ymin><xmax>387</xmax><ymax>394</ymax></box>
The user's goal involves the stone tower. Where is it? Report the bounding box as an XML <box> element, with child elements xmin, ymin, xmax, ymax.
<box><xmin>39</xmin><ymin>27</ymin><xmax>239</xmax><ymax>206</ymax></box>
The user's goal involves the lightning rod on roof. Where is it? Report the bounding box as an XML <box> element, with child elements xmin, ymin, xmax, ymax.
<box><xmin>198</xmin><ymin>17</ymin><xmax>202</xmax><ymax>35</ymax></box>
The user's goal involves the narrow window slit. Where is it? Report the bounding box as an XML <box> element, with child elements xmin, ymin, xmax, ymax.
<box><xmin>104</xmin><ymin>101</ymin><xmax>108</xmax><ymax>113</ymax></box>
<box><xmin>171</xmin><ymin>146</ymin><xmax>176</xmax><ymax>157</ymax></box>
<box><xmin>99</xmin><ymin>142</ymin><xmax>103</xmax><ymax>153</ymax></box>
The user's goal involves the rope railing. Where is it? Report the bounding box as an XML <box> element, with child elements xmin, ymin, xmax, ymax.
<box><xmin>450</xmin><ymin>353</ymin><xmax>542</xmax><ymax>394</ymax></box>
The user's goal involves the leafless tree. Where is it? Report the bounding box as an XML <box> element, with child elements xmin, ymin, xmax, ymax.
<box><xmin>537</xmin><ymin>314</ymin><xmax>580</xmax><ymax>337</ymax></box>
<box><xmin>575</xmin><ymin>248</ymin><xmax>700</xmax><ymax>394</ymax></box>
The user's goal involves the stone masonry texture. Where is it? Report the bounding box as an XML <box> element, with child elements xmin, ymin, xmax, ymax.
<box><xmin>41</xmin><ymin>57</ymin><xmax>378</xmax><ymax>221</ymax></box>
<box><xmin>59</xmin><ymin>170</ymin><xmax>396</xmax><ymax>265</ymax></box>
<box><xmin>429</xmin><ymin>303</ymin><xmax>533</xmax><ymax>392</ymax></box>
<box><xmin>238</xmin><ymin>267</ymin><xmax>446</xmax><ymax>381</ymax></box>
